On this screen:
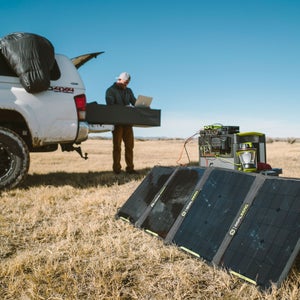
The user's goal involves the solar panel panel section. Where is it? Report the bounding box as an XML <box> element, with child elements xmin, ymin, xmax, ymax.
<box><xmin>139</xmin><ymin>167</ymin><xmax>206</xmax><ymax>238</ymax></box>
<box><xmin>172</xmin><ymin>168</ymin><xmax>256</xmax><ymax>262</ymax></box>
<box><xmin>220</xmin><ymin>177</ymin><xmax>300</xmax><ymax>288</ymax></box>
<box><xmin>116</xmin><ymin>166</ymin><xmax>175</xmax><ymax>223</ymax></box>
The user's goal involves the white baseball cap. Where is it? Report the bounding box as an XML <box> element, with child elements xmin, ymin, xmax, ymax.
<box><xmin>117</xmin><ymin>72</ymin><xmax>131</xmax><ymax>81</ymax></box>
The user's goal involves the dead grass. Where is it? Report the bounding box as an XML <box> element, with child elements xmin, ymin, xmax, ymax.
<box><xmin>0</xmin><ymin>138</ymin><xmax>300</xmax><ymax>299</ymax></box>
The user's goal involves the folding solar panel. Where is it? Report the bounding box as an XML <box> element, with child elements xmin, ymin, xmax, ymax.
<box><xmin>116</xmin><ymin>165</ymin><xmax>300</xmax><ymax>289</ymax></box>
<box><xmin>116</xmin><ymin>166</ymin><xmax>175</xmax><ymax>223</ymax></box>
<box><xmin>172</xmin><ymin>168</ymin><xmax>257</xmax><ymax>262</ymax></box>
<box><xmin>138</xmin><ymin>167</ymin><xmax>206</xmax><ymax>239</ymax></box>
<box><xmin>220</xmin><ymin>177</ymin><xmax>300</xmax><ymax>288</ymax></box>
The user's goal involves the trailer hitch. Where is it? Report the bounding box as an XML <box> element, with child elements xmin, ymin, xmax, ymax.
<box><xmin>60</xmin><ymin>144</ymin><xmax>88</xmax><ymax>160</ymax></box>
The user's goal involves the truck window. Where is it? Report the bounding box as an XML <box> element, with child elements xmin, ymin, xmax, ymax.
<box><xmin>50</xmin><ymin>60</ymin><xmax>61</xmax><ymax>80</ymax></box>
<box><xmin>0</xmin><ymin>52</ymin><xmax>61</xmax><ymax>80</ymax></box>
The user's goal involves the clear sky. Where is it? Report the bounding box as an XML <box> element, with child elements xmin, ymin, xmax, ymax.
<box><xmin>1</xmin><ymin>0</ymin><xmax>299</xmax><ymax>138</ymax></box>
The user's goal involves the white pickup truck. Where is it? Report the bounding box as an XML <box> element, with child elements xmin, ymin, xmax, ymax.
<box><xmin>0</xmin><ymin>33</ymin><xmax>106</xmax><ymax>189</ymax></box>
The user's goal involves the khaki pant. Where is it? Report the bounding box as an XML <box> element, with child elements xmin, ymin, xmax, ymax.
<box><xmin>112</xmin><ymin>125</ymin><xmax>134</xmax><ymax>173</ymax></box>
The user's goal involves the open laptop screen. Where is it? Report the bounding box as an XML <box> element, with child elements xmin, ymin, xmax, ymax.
<box><xmin>135</xmin><ymin>95</ymin><xmax>153</xmax><ymax>108</ymax></box>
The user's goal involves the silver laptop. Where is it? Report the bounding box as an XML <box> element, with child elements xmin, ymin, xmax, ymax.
<box><xmin>135</xmin><ymin>95</ymin><xmax>153</xmax><ymax>108</ymax></box>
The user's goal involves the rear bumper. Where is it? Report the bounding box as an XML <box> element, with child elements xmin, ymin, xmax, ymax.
<box><xmin>75</xmin><ymin>121</ymin><xmax>89</xmax><ymax>143</ymax></box>
<box><xmin>88</xmin><ymin>124</ymin><xmax>114</xmax><ymax>133</ymax></box>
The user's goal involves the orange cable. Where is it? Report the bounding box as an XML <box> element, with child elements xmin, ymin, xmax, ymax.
<box><xmin>176</xmin><ymin>131</ymin><xmax>200</xmax><ymax>166</ymax></box>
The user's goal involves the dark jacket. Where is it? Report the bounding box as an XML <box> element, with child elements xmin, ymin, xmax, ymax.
<box><xmin>105</xmin><ymin>83</ymin><xmax>136</xmax><ymax>106</ymax></box>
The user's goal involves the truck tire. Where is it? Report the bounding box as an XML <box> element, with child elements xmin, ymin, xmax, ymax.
<box><xmin>0</xmin><ymin>127</ymin><xmax>30</xmax><ymax>190</ymax></box>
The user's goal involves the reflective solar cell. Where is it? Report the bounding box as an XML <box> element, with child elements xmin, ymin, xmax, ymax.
<box><xmin>116</xmin><ymin>166</ymin><xmax>175</xmax><ymax>223</ymax></box>
<box><xmin>140</xmin><ymin>167</ymin><xmax>206</xmax><ymax>239</ymax></box>
<box><xmin>172</xmin><ymin>168</ymin><xmax>256</xmax><ymax>262</ymax></box>
<box><xmin>221</xmin><ymin>177</ymin><xmax>300</xmax><ymax>288</ymax></box>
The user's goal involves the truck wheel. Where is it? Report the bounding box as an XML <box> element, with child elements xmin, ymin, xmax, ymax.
<box><xmin>0</xmin><ymin>127</ymin><xmax>30</xmax><ymax>190</ymax></box>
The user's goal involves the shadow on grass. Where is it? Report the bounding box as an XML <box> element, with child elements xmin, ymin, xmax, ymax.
<box><xmin>20</xmin><ymin>167</ymin><xmax>153</xmax><ymax>189</ymax></box>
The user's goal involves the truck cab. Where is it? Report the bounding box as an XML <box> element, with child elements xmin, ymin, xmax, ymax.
<box><xmin>0</xmin><ymin>53</ymin><xmax>89</xmax><ymax>149</ymax></box>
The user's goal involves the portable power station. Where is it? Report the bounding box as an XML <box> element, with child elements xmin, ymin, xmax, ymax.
<box><xmin>198</xmin><ymin>124</ymin><xmax>267</xmax><ymax>172</ymax></box>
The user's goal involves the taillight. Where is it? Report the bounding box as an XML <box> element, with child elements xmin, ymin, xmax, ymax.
<box><xmin>74</xmin><ymin>94</ymin><xmax>86</xmax><ymax>121</ymax></box>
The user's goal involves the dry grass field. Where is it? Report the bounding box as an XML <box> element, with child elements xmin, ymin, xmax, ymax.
<box><xmin>0</xmin><ymin>138</ymin><xmax>300</xmax><ymax>299</ymax></box>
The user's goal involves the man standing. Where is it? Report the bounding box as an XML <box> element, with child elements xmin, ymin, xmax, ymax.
<box><xmin>105</xmin><ymin>72</ymin><xmax>138</xmax><ymax>174</ymax></box>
